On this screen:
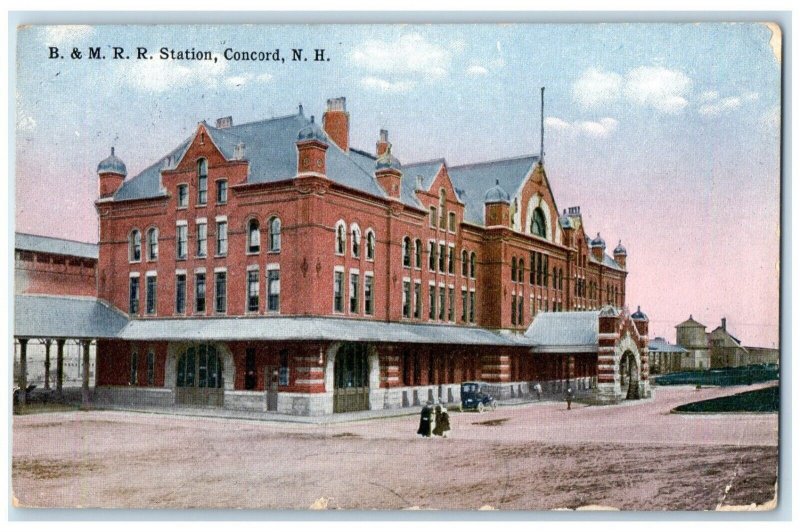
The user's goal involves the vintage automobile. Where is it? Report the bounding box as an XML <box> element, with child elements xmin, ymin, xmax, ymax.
<box><xmin>459</xmin><ymin>381</ymin><xmax>498</xmax><ymax>412</ymax></box>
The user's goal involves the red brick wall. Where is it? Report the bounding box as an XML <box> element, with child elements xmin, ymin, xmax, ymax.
<box><xmin>15</xmin><ymin>252</ymin><xmax>96</xmax><ymax>297</ymax></box>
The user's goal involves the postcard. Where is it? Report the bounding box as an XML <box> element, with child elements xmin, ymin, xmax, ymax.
<box><xmin>12</xmin><ymin>21</ymin><xmax>782</xmax><ymax>512</ymax></box>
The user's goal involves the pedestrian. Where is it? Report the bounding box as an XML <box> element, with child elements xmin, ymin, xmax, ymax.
<box><xmin>432</xmin><ymin>405</ymin><xmax>451</xmax><ymax>438</ymax></box>
<box><xmin>534</xmin><ymin>382</ymin><xmax>542</xmax><ymax>401</ymax></box>
<box><xmin>417</xmin><ymin>401</ymin><xmax>433</xmax><ymax>437</ymax></box>
<box><xmin>565</xmin><ymin>387</ymin><xmax>574</xmax><ymax>410</ymax></box>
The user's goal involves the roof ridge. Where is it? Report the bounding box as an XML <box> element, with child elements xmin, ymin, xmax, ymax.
<box><xmin>16</xmin><ymin>232</ymin><xmax>98</xmax><ymax>246</ymax></box>
<box><xmin>349</xmin><ymin>147</ymin><xmax>376</xmax><ymax>160</ymax></box>
<box><xmin>449</xmin><ymin>153</ymin><xmax>539</xmax><ymax>170</ymax></box>
<box><xmin>402</xmin><ymin>157</ymin><xmax>446</xmax><ymax>168</ymax></box>
<box><xmin>227</xmin><ymin>112</ymin><xmax>304</xmax><ymax>130</ymax></box>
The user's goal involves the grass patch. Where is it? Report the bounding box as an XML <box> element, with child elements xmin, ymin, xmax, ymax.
<box><xmin>654</xmin><ymin>365</ymin><xmax>778</xmax><ymax>387</ymax></box>
<box><xmin>674</xmin><ymin>386</ymin><xmax>778</xmax><ymax>413</ymax></box>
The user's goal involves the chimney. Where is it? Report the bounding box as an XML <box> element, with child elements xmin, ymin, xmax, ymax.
<box><xmin>216</xmin><ymin>116</ymin><xmax>233</xmax><ymax>129</ymax></box>
<box><xmin>721</xmin><ymin>317</ymin><xmax>726</xmax><ymax>331</ymax></box>
<box><xmin>376</xmin><ymin>129</ymin><xmax>389</xmax><ymax>156</ymax></box>
<box><xmin>322</xmin><ymin>97</ymin><xmax>349</xmax><ymax>151</ymax></box>
<box><xmin>97</xmin><ymin>147</ymin><xmax>127</xmax><ymax>199</ymax></box>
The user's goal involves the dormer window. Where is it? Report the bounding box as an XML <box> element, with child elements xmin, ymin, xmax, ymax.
<box><xmin>129</xmin><ymin>229</ymin><xmax>141</xmax><ymax>262</ymax></box>
<box><xmin>247</xmin><ymin>219</ymin><xmax>260</xmax><ymax>253</ymax></box>
<box><xmin>269</xmin><ymin>217</ymin><xmax>281</xmax><ymax>252</ymax></box>
<box><xmin>197</xmin><ymin>159</ymin><xmax>208</xmax><ymax>205</ymax></box>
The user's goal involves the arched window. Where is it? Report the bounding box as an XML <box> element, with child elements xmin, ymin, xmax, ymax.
<box><xmin>438</xmin><ymin>188</ymin><xmax>447</xmax><ymax>229</ymax></box>
<box><xmin>461</xmin><ymin>250</ymin><xmax>468</xmax><ymax>276</ymax></box>
<box><xmin>247</xmin><ymin>219</ymin><xmax>260</xmax><ymax>253</ymax></box>
<box><xmin>366</xmin><ymin>230</ymin><xmax>375</xmax><ymax>260</ymax></box>
<box><xmin>146</xmin><ymin>228</ymin><xmax>158</xmax><ymax>260</ymax></box>
<box><xmin>511</xmin><ymin>257</ymin><xmax>517</xmax><ymax>282</ymax></box>
<box><xmin>402</xmin><ymin>236</ymin><xmax>411</xmax><ymax>267</ymax></box>
<box><xmin>176</xmin><ymin>344</ymin><xmax>222</xmax><ymax>389</ymax></box>
<box><xmin>351</xmin><ymin>224</ymin><xmax>361</xmax><ymax>257</ymax></box>
<box><xmin>531</xmin><ymin>207</ymin><xmax>546</xmax><ymax>238</ymax></box>
<box><xmin>414</xmin><ymin>239</ymin><xmax>422</xmax><ymax>269</ymax></box>
<box><xmin>129</xmin><ymin>229</ymin><xmax>141</xmax><ymax>262</ymax></box>
<box><xmin>470</xmin><ymin>252</ymin><xmax>477</xmax><ymax>279</ymax></box>
<box><xmin>335</xmin><ymin>221</ymin><xmax>346</xmax><ymax>255</ymax></box>
<box><xmin>268</xmin><ymin>217</ymin><xmax>281</xmax><ymax>252</ymax></box>
<box><xmin>518</xmin><ymin>258</ymin><xmax>525</xmax><ymax>283</ymax></box>
<box><xmin>197</xmin><ymin>158</ymin><xmax>208</xmax><ymax>204</ymax></box>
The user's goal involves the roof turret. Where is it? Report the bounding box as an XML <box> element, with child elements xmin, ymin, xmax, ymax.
<box><xmin>589</xmin><ymin>232</ymin><xmax>606</xmax><ymax>248</ymax></box>
<box><xmin>631</xmin><ymin>306</ymin><xmax>648</xmax><ymax>320</ymax></box>
<box><xmin>484</xmin><ymin>179</ymin><xmax>510</xmax><ymax>204</ymax></box>
<box><xmin>297</xmin><ymin>115</ymin><xmax>328</xmax><ymax>143</ymax></box>
<box><xmin>375</xmin><ymin>144</ymin><xmax>401</xmax><ymax>170</ymax></box>
<box><xmin>613</xmin><ymin>240</ymin><xmax>627</xmax><ymax>256</ymax></box>
<box><xmin>97</xmin><ymin>147</ymin><xmax>127</xmax><ymax>176</ymax></box>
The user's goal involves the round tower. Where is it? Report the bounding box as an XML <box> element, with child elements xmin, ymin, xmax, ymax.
<box><xmin>97</xmin><ymin>147</ymin><xmax>127</xmax><ymax>198</ymax></box>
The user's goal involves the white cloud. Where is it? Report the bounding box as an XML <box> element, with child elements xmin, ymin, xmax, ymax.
<box><xmin>699</xmin><ymin>90</ymin><xmax>719</xmax><ymax>102</ymax></box>
<box><xmin>351</xmin><ymin>33</ymin><xmax>450</xmax><ymax>78</ymax></box>
<box><xmin>360</xmin><ymin>76</ymin><xmax>415</xmax><ymax>93</ymax></box>
<box><xmin>44</xmin><ymin>25</ymin><xmax>94</xmax><ymax>45</ymax></box>
<box><xmin>697</xmin><ymin>91</ymin><xmax>759</xmax><ymax>116</ymax></box>
<box><xmin>466</xmin><ymin>65</ymin><xmax>489</xmax><ymax>76</ymax></box>
<box><xmin>546</xmin><ymin>116</ymin><xmax>619</xmax><ymax>138</ymax></box>
<box><xmin>624</xmin><ymin>66</ymin><xmax>692</xmax><ymax>113</ymax></box>
<box><xmin>118</xmin><ymin>54</ymin><xmax>227</xmax><ymax>92</ymax></box>
<box><xmin>572</xmin><ymin>68</ymin><xmax>623</xmax><ymax>109</ymax></box>
<box><xmin>17</xmin><ymin>115</ymin><xmax>36</xmax><ymax>132</ymax></box>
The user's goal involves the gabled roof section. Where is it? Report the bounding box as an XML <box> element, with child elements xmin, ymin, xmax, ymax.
<box><xmin>677</xmin><ymin>316</ymin><xmax>706</xmax><ymax>329</ymax></box>
<box><xmin>15</xmin><ymin>233</ymin><xmax>98</xmax><ymax>260</ymax></box>
<box><xmin>402</xmin><ymin>158</ymin><xmax>446</xmax><ymax>192</ymax></box>
<box><xmin>114</xmin><ymin>114</ymin><xmax>387</xmax><ymax>202</ymax></box>
<box><xmin>449</xmin><ymin>154</ymin><xmax>539</xmax><ymax>225</ymax></box>
<box><xmin>589</xmin><ymin>252</ymin><xmax>625</xmax><ymax>271</ymax></box>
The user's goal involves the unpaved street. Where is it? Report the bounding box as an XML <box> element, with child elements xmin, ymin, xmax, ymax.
<box><xmin>12</xmin><ymin>384</ymin><xmax>778</xmax><ymax>510</ymax></box>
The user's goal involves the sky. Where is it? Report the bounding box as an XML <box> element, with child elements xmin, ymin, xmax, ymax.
<box><xmin>14</xmin><ymin>23</ymin><xmax>782</xmax><ymax>346</ymax></box>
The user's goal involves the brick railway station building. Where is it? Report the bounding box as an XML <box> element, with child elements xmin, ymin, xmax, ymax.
<box><xmin>14</xmin><ymin>96</ymin><xmax>651</xmax><ymax>415</ymax></box>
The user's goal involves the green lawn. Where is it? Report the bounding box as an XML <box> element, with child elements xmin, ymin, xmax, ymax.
<box><xmin>674</xmin><ymin>386</ymin><xmax>779</xmax><ymax>413</ymax></box>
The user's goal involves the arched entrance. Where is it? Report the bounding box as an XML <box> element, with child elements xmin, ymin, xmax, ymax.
<box><xmin>175</xmin><ymin>344</ymin><xmax>224</xmax><ymax>406</ymax></box>
<box><xmin>619</xmin><ymin>351</ymin><xmax>640</xmax><ymax>400</ymax></box>
<box><xmin>333</xmin><ymin>343</ymin><xmax>370</xmax><ymax>413</ymax></box>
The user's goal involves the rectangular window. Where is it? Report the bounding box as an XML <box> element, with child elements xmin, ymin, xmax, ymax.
<box><xmin>177</xmin><ymin>184</ymin><xmax>188</xmax><ymax>208</ymax></box>
<box><xmin>146</xmin><ymin>351</ymin><xmax>155</xmax><ymax>386</ymax></box>
<box><xmin>428</xmin><ymin>241</ymin><xmax>436</xmax><ymax>271</ymax></box>
<box><xmin>333</xmin><ymin>271</ymin><xmax>344</xmax><ymax>312</ymax></box>
<box><xmin>429</xmin><ymin>207</ymin><xmax>437</xmax><ymax>227</ymax></box>
<box><xmin>448</xmin><ymin>287</ymin><xmax>454</xmax><ymax>322</ymax></box>
<box><xmin>146</xmin><ymin>275</ymin><xmax>157</xmax><ymax>315</ymax></box>
<box><xmin>267</xmin><ymin>269</ymin><xmax>281</xmax><ymax>312</ymax></box>
<box><xmin>543</xmin><ymin>255</ymin><xmax>550</xmax><ymax>286</ymax></box>
<box><xmin>247</xmin><ymin>270</ymin><xmax>259</xmax><ymax>312</ymax></box>
<box><xmin>175</xmin><ymin>274</ymin><xmax>186</xmax><ymax>314</ymax></box>
<box><xmin>129</xmin><ymin>277</ymin><xmax>139</xmax><ymax>314</ymax></box>
<box><xmin>177</xmin><ymin>225</ymin><xmax>188</xmax><ymax>259</ymax></box>
<box><xmin>429</xmin><ymin>285</ymin><xmax>436</xmax><ymax>320</ymax></box>
<box><xmin>448</xmin><ymin>247</ymin><xmax>455</xmax><ymax>275</ymax></box>
<box><xmin>214</xmin><ymin>271</ymin><xmax>227</xmax><ymax>313</ymax></box>
<box><xmin>469</xmin><ymin>291</ymin><xmax>476</xmax><ymax>323</ymax></box>
<box><xmin>414</xmin><ymin>282</ymin><xmax>422</xmax><ymax>319</ymax></box>
<box><xmin>350</xmin><ymin>273</ymin><xmax>360</xmax><ymax>313</ymax></box>
<box><xmin>196</xmin><ymin>222</ymin><xmax>207</xmax><ymax>257</ymax></box>
<box><xmin>279</xmin><ymin>350</ymin><xmax>289</xmax><ymax>386</ymax></box>
<box><xmin>402</xmin><ymin>280</ymin><xmax>411</xmax><ymax>318</ymax></box>
<box><xmin>198</xmin><ymin>174</ymin><xmax>207</xmax><ymax>205</ymax></box>
<box><xmin>216</xmin><ymin>179</ymin><xmax>228</xmax><ymax>204</ymax></box>
<box><xmin>448</xmin><ymin>211</ymin><xmax>456</xmax><ymax>232</ymax></box>
<box><xmin>129</xmin><ymin>351</ymin><xmax>138</xmax><ymax>386</ymax></box>
<box><xmin>438</xmin><ymin>286</ymin><xmax>446</xmax><ymax>321</ymax></box>
<box><xmin>461</xmin><ymin>289</ymin><xmax>468</xmax><ymax>322</ymax></box>
<box><xmin>518</xmin><ymin>296</ymin><xmax>524</xmax><ymax>325</ymax></box>
<box><xmin>365</xmin><ymin>276</ymin><xmax>374</xmax><ymax>316</ymax></box>
<box><xmin>216</xmin><ymin>221</ymin><xmax>228</xmax><ymax>256</ymax></box>
<box><xmin>438</xmin><ymin>243</ymin><xmax>446</xmax><ymax>272</ymax></box>
<box><xmin>511</xmin><ymin>295</ymin><xmax>517</xmax><ymax>325</ymax></box>
<box><xmin>530</xmin><ymin>252</ymin><xmax>536</xmax><ymax>285</ymax></box>
<box><xmin>195</xmin><ymin>272</ymin><xmax>206</xmax><ymax>312</ymax></box>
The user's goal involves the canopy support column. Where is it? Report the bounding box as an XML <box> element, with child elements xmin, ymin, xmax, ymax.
<box><xmin>81</xmin><ymin>339</ymin><xmax>92</xmax><ymax>409</ymax></box>
<box><xmin>56</xmin><ymin>339</ymin><xmax>65</xmax><ymax>397</ymax></box>
<box><xmin>43</xmin><ymin>339</ymin><xmax>52</xmax><ymax>389</ymax></box>
<box><xmin>17</xmin><ymin>339</ymin><xmax>28</xmax><ymax>408</ymax></box>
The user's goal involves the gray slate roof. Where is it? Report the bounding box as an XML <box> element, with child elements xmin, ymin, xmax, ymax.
<box><xmin>118</xmin><ymin>316</ymin><xmax>519</xmax><ymax>346</ymax></box>
<box><xmin>449</xmin><ymin>155</ymin><xmax>539</xmax><ymax>225</ymax></box>
<box><xmin>401</xmin><ymin>159</ymin><xmax>446</xmax><ymax>192</ymax></box>
<box><xmin>15</xmin><ymin>295</ymin><xmax>129</xmax><ymax>339</ymax></box>
<box><xmin>523</xmin><ymin>310</ymin><xmax>600</xmax><ymax>353</ymax></box>
<box><xmin>588</xmin><ymin>252</ymin><xmax>625</xmax><ymax>271</ymax></box>
<box><xmin>648</xmin><ymin>337</ymin><xmax>688</xmax><ymax>353</ymax></box>
<box><xmin>115</xmin><ymin>114</ymin><xmax>387</xmax><ymax>202</ymax></box>
<box><xmin>15</xmin><ymin>233</ymin><xmax>98</xmax><ymax>260</ymax></box>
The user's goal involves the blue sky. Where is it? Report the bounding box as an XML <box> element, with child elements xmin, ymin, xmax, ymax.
<box><xmin>14</xmin><ymin>23</ymin><xmax>781</xmax><ymax>345</ymax></box>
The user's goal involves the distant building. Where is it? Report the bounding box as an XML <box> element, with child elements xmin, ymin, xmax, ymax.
<box><xmin>675</xmin><ymin>315</ymin><xmax>710</xmax><ymax>370</ymax></box>
<box><xmin>647</xmin><ymin>337</ymin><xmax>688</xmax><ymax>374</ymax></box>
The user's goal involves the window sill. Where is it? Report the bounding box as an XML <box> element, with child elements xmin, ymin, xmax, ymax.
<box><xmin>246</xmin><ymin>251</ymin><xmax>261</xmax><ymax>256</ymax></box>
<box><xmin>214</xmin><ymin>254</ymin><xmax>228</xmax><ymax>258</ymax></box>
<box><xmin>177</xmin><ymin>206</ymin><xmax>188</xmax><ymax>210</ymax></box>
<box><xmin>267</xmin><ymin>250</ymin><xmax>281</xmax><ymax>254</ymax></box>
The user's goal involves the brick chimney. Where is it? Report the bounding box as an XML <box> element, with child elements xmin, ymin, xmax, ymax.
<box><xmin>721</xmin><ymin>317</ymin><xmax>726</xmax><ymax>331</ymax></box>
<box><xmin>216</xmin><ymin>116</ymin><xmax>233</xmax><ymax>129</ymax></box>
<box><xmin>322</xmin><ymin>97</ymin><xmax>349</xmax><ymax>151</ymax></box>
<box><xmin>376</xmin><ymin>129</ymin><xmax>389</xmax><ymax>156</ymax></box>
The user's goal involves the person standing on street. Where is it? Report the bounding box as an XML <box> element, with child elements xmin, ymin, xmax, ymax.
<box><xmin>565</xmin><ymin>387</ymin><xmax>574</xmax><ymax>410</ymax></box>
<box><xmin>534</xmin><ymin>382</ymin><xmax>542</xmax><ymax>401</ymax></box>
<box><xmin>417</xmin><ymin>401</ymin><xmax>434</xmax><ymax>437</ymax></box>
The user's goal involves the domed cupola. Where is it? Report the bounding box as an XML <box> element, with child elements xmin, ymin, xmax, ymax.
<box><xmin>631</xmin><ymin>305</ymin><xmax>648</xmax><ymax>321</ymax></box>
<box><xmin>589</xmin><ymin>232</ymin><xmax>606</xmax><ymax>248</ymax></box>
<box><xmin>631</xmin><ymin>305</ymin><xmax>649</xmax><ymax>337</ymax></box>
<box><xmin>589</xmin><ymin>232</ymin><xmax>606</xmax><ymax>262</ymax></box>
<box><xmin>376</xmin><ymin>144</ymin><xmax>401</xmax><ymax>171</ymax></box>
<box><xmin>97</xmin><ymin>147</ymin><xmax>127</xmax><ymax>177</ymax></box>
<box><xmin>613</xmin><ymin>240</ymin><xmax>627</xmax><ymax>269</ymax></box>
<box><xmin>296</xmin><ymin>115</ymin><xmax>330</xmax><ymax>177</ymax></box>
<box><xmin>483</xmin><ymin>179</ymin><xmax>511</xmax><ymax>227</ymax></box>
<box><xmin>484</xmin><ymin>179</ymin><xmax>510</xmax><ymax>204</ymax></box>
<box><xmin>558</xmin><ymin>209</ymin><xmax>573</xmax><ymax>230</ymax></box>
<box><xmin>97</xmin><ymin>147</ymin><xmax>127</xmax><ymax>199</ymax></box>
<box><xmin>374</xmin><ymin>144</ymin><xmax>403</xmax><ymax>199</ymax></box>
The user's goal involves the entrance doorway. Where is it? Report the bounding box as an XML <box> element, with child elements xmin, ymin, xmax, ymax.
<box><xmin>619</xmin><ymin>351</ymin><xmax>640</xmax><ymax>400</ymax></box>
<box><xmin>175</xmin><ymin>344</ymin><xmax>224</xmax><ymax>406</ymax></box>
<box><xmin>265</xmin><ymin>365</ymin><xmax>279</xmax><ymax>411</ymax></box>
<box><xmin>333</xmin><ymin>343</ymin><xmax>370</xmax><ymax>413</ymax></box>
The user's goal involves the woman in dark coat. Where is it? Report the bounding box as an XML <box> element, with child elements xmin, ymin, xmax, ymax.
<box><xmin>417</xmin><ymin>402</ymin><xmax>433</xmax><ymax>437</ymax></box>
<box><xmin>432</xmin><ymin>405</ymin><xmax>451</xmax><ymax>437</ymax></box>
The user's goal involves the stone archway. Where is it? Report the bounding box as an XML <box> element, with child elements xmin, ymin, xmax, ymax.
<box><xmin>619</xmin><ymin>351</ymin><xmax>640</xmax><ymax>400</ymax></box>
<box><xmin>325</xmin><ymin>342</ymin><xmax>379</xmax><ymax>413</ymax></box>
<box><xmin>166</xmin><ymin>342</ymin><xmax>235</xmax><ymax>393</ymax></box>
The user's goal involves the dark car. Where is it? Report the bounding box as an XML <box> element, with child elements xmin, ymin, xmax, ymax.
<box><xmin>459</xmin><ymin>381</ymin><xmax>498</xmax><ymax>412</ymax></box>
